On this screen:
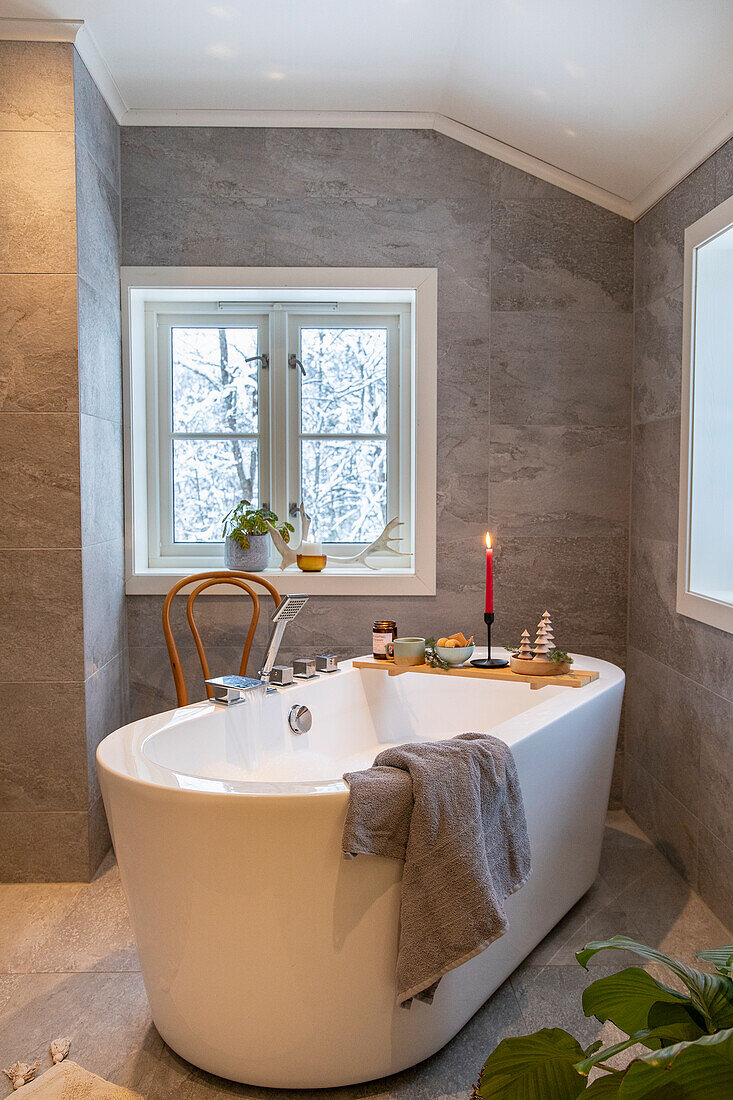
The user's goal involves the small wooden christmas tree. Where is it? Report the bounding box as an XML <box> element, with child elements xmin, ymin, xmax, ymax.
<box><xmin>540</xmin><ymin>610</ymin><xmax>555</xmax><ymax>651</ymax></box>
<box><xmin>516</xmin><ymin>629</ymin><xmax>533</xmax><ymax>660</ymax></box>
<box><xmin>533</xmin><ymin>619</ymin><xmax>552</xmax><ymax>660</ymax></box>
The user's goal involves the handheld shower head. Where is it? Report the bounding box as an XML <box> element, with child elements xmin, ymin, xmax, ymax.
<box><xmin>260</xmin><ymin>594</ymin><xmax>309</xmax><ymax>680</ymax></box>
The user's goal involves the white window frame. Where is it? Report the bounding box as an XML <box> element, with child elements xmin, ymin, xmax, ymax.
<box><xmin>677</xmin><ymin>193</ymin><xmax>733</xmax><ymax>633</ymax></box>
<box><xmin>122</xmin><ymin>267</ymin><xmax>437</xmax><ymax>596</ymax></box>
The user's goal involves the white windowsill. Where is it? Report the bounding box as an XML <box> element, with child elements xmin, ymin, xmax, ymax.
<box><xmin>126</xmin><ymin>565</ymin><xmax>435</xmax><ymax>596</ymax></box>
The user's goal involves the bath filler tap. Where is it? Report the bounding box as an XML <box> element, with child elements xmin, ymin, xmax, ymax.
<box><xmin>259</xmin><ymin>594</ymin><xmax>309</xmax><ymax>682</ymax></box>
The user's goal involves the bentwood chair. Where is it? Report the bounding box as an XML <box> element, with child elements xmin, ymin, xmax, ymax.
<box><xmin>162</xmin><ymin>571</ymin><xmax>281</xmax><ymax>707</ymax></box>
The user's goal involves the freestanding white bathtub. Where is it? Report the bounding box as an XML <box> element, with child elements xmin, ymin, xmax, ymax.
<box><xmin>97</xmin><ymin>651</ymin><xmax>623</xmax><ymax>1088</ymax></box>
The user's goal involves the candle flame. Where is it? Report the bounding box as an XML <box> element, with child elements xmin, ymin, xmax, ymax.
<box><xmin>484</xmin><ymin>532</ymin><xmax>492</xmax><ymax>549</ymax></box>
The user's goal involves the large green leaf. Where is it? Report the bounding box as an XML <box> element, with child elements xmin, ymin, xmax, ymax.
<box><xmin>584</xmin><ymin>1075</ymin><xmax>623</xmax><ymax>1097</ymax></box>
<box><xmin>576</xmin><ymin>937</ymin><xmax>733</xmax><ymax>1032</ymax></box>
<box><xmin>697</xmin><ymin>946</ymin><xmax>733</xmax><ymax>978</ymax></box>
<box><xmin>582</xmin><ymin>967</ymin><xmax>699</xmax><ymax>1047</ymax></box>
<box><xmin>474</xmin><ymin>1029</ymin><xmax>587</xmax><ymax>1099</ymax></box>
<box><xmin>618</xmin><ymin>1028</ymin><xmax>733</xmax><ymax>1099</ymax></box>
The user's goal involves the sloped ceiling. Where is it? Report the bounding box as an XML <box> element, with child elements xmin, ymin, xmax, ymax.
<box><xmin>2</xmin><ymin>0</ymin><xmax>732</xmax><ymax>217</ymax></box>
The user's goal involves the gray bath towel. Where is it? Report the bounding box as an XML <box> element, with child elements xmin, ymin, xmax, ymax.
<box><xmin>343</xmin><ymin>733</ymin><xmax>531</xmax><ymax>1007</ymax></box>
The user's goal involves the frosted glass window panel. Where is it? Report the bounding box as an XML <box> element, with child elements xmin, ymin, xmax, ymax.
<box><xmin>688</xmin><ymin>235</ymin><xmax>733</xmax><ymax>604</ymax></box>
<box><xmin>300</xmin><ymin>327</ymin><xmax>388</xmax><ymax>435</ymax></box>
<box><xmin>172</xmin><ymin>327</ymin><xmax>259</xmax><ymax>434</ymax></box>
<box><xmin>301</xmin><ymin>439</ymin><xmax>387</xmax><ymax>543</ymax></box>
<box><xmin>173</xmin><ymin>438</ymin><xmax>259</xmax><ymax>542</ymax></box>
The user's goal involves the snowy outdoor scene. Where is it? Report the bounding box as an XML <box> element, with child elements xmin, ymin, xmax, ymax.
<box><xmin>170</xmin><ymin>324</ymin><xmax>389</xmax><ymax>545</ymax></box>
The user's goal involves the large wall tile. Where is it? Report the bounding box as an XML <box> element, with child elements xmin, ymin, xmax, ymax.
<box><xmin>624</xmin><ymin>755</ymin><xmax>698</xmax><ymax>884</ymax></box>
<box><xmin>0</xmin><ymin>810</ymin><xmax>90</xmax><ymax>882</ymax></box>
<box><xmin>75</xmin><ymin>142</ymin><xmax>120</xmax><ymax>310</ymax></box>
<box><xmin>634</xmin><ymin>158</ymin><xmax>716</xmax><ymax>310</ymax></box>
<box><xmin>698</xmin><ymin>826</ymin><xmax>733</xmax><ymax>931</ymax></box>
<box><xmin>88</xmin><ymin>793</ymin><xmax>111</xmax><ymax>875</ymax></box>
<box><xmin>73</xmin><ymin>51</ymin><xmax>120</xmax><ymax>192</ymax></box>
<box><xmin>79</xmin><ymin>414</ymin><xmax>123</xmax><ymax>546</ymax></box>
<box><xmin>630</xmin><ymin>417</ymin><xmax>681</xmax><ymax>543</ymax></box>
<box><xmin>0</xmin><ymin>42</ymin><xmax>74</xmax><ymax>132</ymax></box>
<box><xmin>0</xmin><ymin>682</ymin><xmax>87</xmax><ymax>812</ymax></box>
<box><xmin>0</xmin><ymin>413</ymin><xmax>81</xmax><ymax>547</ymax></box>
<box><xmin>490</xmin><ymin>424</ymin><xmax>629</xmax><ymax>537</ymax></box>
<box><xmin>77</xmin><ymin>276</ymin><xmax>122</xmax><ymax>423</ymax></box>
<box><xmin>633</xmin><ymin>288</ymin><xmax>683</xmax><ymax>423</ymax></box>
<box><xmin>121</xmin><ymin>195</ymin><xmax>268</xmax><ymax>267</ymax></box>
<box><xmin>698</xmin><ymin>689</ymin><xmax>733</xmax><ymax>851</ymax></box>
<box><xmin>714</xmin><ymin>137</ymin><xmax>733</xmax><ymax>205</ymax></box>
<box><xmin>0</xmin><ymin>132</ymin><xmax>77</xmax><ymax>273</ymax></box>
<box><xmin>490</xmin><ymin>311</ymin><xmax>632</xmax><ymax>427</ymax></box>
<box><xmin>0</xmin><ymin>275</ymin><xmax>78</xmax><ymax>412</ymax></box>
<box><xmin>85</xmin><ymin>653</ymin><xmax>129</xmax><ymax>804</ymax></box>
<box><xmin>491</xmin><ymin>197</ymin><xmax>633</xmax><ymax>312</ymax></box>
<box><xmin>0</xmin><ymin>549</ymin><xmax>84</xmax><ymax>682</ymax></box>
<box><xmin>81</xmin><ymin>538</ymin><xmax>126</xmax><ymax>677</ymax></box>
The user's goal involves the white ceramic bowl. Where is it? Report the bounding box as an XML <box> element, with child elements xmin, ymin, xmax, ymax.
<box><xmin>436</xmin><ymin>643</ymin><xmax>475</xmax><ymax>667</ymax></box>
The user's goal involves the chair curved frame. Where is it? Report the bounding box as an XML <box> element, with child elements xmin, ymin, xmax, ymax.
<box><xmin>162</xmin><ymin>571</ymin><xmax>281</xmax><ymax>707</ymax></box>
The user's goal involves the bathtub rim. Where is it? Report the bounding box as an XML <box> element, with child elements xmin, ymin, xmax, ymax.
<box><xmin>97</xmin><ymin>651</ymin><xmax>625</xmax><ymax>797</ymax></box>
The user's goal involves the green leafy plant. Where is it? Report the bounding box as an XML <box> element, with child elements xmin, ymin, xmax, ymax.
<box><xmin>222</xmin><ymin>500</ymin><xmax>294</xmax><ymax>550</ymax></box>
<box><xmin>549</xmin><ymin>647</ymin><xmax>574</xmax><ymax>665</ymax></box>
<box><xmin>473</xmin><ymin>937</ymin><xmax>733</xmax><ymax>1097</ymax></box>
<box><xmin>424</xmin><ymin>638</ymin><xmax>449</xmax><ymax>670</ymax></box>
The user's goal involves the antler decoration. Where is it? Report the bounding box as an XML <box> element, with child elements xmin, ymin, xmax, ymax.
<box><xmin>266</xmin><ymin>505</ymin><xmax>405</xmax><ymax>572</ymax></box>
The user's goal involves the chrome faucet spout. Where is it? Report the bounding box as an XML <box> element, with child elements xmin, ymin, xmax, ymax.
<box><xmin>259</xmin><ymin>594</ymin><xmax>309</xmax><ymax>680</ymax></box>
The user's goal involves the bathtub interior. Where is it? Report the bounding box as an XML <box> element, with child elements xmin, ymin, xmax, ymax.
<box><xmin>138</xmin><ymin>659</ymin><xmax>571</xmax><ymax>791</ymax></box>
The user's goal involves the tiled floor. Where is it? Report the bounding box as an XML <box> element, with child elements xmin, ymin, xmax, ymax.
<box><xmin>1</xmin><ymin>811</ymin><xmax>729</xmax><ymax>1099</ymax></box>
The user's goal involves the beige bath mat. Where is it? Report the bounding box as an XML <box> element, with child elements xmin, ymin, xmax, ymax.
<box><xmin>9</xmin><ymin>1061</ymin><xmax>142</xmax><ymax>1099</ymax></box>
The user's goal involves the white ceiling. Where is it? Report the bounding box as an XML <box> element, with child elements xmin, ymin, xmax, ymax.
<box><xmin>2</xmin><ymin>0</ymin><xmax>733</xmax><ymax>216</ymax></box>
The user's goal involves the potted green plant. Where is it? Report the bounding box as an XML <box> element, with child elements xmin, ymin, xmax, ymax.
<box><xmin>473</xmin><ymin>936</ymin><xmax>733</xmax><ymax>1097</ymax></box>
<box><xmin>222</xmin><ymin>500</ymin><xmax>294</xmax><ymax>572</ymax></box>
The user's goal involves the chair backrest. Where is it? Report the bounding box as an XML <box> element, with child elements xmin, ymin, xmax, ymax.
<box><xmin>162</xmin><ymin>571</ymin><xmax>282</xmax><ymax>707</ymax></box>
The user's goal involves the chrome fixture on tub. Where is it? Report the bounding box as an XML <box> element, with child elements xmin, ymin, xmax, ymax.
<box><xmin>293</xmin><ymin>658</ymin><xmax>317</xmax><ymax>679</ymax></box>
<box><xmin>315</xmin><ymin>654</ymin><xmax>339</xmax><ymax>673</ymax></box>
<box><xmin>288</xmin><ymin>704</ymin><xmax>312</xmax><ymax>735</ymax></box>
<box><xmin>269</xmin><ymin>665</ymin><xmax>294</xmax><ymax>686</ymax></box>
<box><xmin>259</xmin><ymin>594</ymin><xmax>309</xmax><ymax>681</ymax></box>
<box><xmin>205</xmin><ymin>675</ymin><xmax>268</xmax><ymax>706</ymax></box>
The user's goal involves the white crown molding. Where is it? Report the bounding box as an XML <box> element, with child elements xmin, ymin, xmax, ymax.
<box><xmin>630</xmin><ymin>103</ymin><xmax>733</xmax><ymax>220</ymax></box>
<box><xmin>120</xmin><ymin>107</ymin><xmax>437</xmax><ymax>130</ymax></box>
<box><xmin>0</xmin><ymin>17</ymin><xmax>82</xmax><ymax>41</ymax></box>
<box><xmin>74</xmin><ymin>24</ymin><xmax>127</xmax><ymax>123</ymax></box>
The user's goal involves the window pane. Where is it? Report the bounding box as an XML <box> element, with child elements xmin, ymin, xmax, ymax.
<box><xmin>172</xmin><ymin>327</ymin><xmax>259</xmax><ymax>433</ymax></box>
<box><xmin>173</xmin><ymin>438</ymin><xmax>258</xmax><ymax>542</ymax></box>
<box><xmin>300</xmin><ymin>327</ymin><xmax>388</xmax><ymax>435</ymax></box>
<box><xmin>301</xmin><ymin>439</ymin><xmax>386</xmax><ymax>543</ymax></box>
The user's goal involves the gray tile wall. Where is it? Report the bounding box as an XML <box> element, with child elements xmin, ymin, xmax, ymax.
<box><xmin>0</xmin><ymin>43</ymin><xmax>127</xmax><ymax>881</ymax></box>
<box><xmin>625</xmin><ymin>138</ymin><xmax>733</xmax><ymax>927</ymax></box>
<box><xmin>121</xmin><ymin>128</ymin><xmax>633</xmax><ymax>802</ymax></box>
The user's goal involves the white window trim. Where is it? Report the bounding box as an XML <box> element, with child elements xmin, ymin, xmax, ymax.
<box><xmin>677</xmin><ymin>194</ymin><xmax>733</xmax><ymax>633</ymax></box>
<box><xmin>122</xmin><ymin>266</ymin><xmax>437</xmax><ymax>596</ymax></box>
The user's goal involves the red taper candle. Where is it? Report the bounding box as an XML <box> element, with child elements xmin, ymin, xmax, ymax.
<box><xmin>484</xmin><ymin>532</ymin><xmax>494</xmax><ymax>613</ymax></box>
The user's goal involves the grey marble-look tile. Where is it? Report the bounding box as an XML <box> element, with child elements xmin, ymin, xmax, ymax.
<box><xmin>79</xmin><ymin>414</ymin><xmax>124</xmax><ymax>546</ymax></box>
<box><xmin>0</xmin><ymin>972</ymin><xmax>158</xmax><ymax>1099</ymax></box>
<box><xmin>75</xmin><ymin>141</ymin><xmax>120</xmax><ymax>310</ymax></box>
<box><xmin>0</xmin><ymin>41</ymin><xmax>75</xmax><ymax>132</ymax></box>
<box><xmin>0</xmin><ymin>682</ymin><xmax>87</xmax><ymax>813</ymax></box>
<box><xmin>624</xmin><ymin>755</ymin><xmax>699</xmax><ymax>885</ymax></box>
<box><xmin>88</xmin><ymin>794</ymin><xmax>112</xmax><ymax>878</ymax></box>
<box><xmin>491</xmin><ymin>197</ymin><xmax>633</xmax><ymax>313</ymax></box>
<box><xmin>630</xmin><ymin>417</ymin><xmax>680</xmax><ymax>543</ymax></box>
<box><xmin>0</xmin><ymin>811</ymin><xmax>90</xmax><ymax>883</ymax></box>
<box><xmin>490</xmin><ymin>311</ymin><xmax>632</xmax><ymax>427</ymax></box>
<box><xmin>510</xmin><ymin>962</ymin><xmax>626</xmax><ymax>1049</ymax></box>
<box><xmin>490</xmin><ymin>424</ymin><xmax>630</xmax><ymax>537</ymax></box>
<box><xmin>81</xmin><ymin>538</ymin><xmax>126</xmax><ymax>677</ymax></box>
<box><xmin>121</xmin><ymin>194</ymin><xmax>269</xmax><ymax>267</ymax></box>
<box><xmin>128</xmin><ymin>644</ymin><xmax>244</xmax><ymax>719</ymax></box>
<box><xmin>0</xmin><ymin>881</ymin><xmax>82</xmax><ymax>973</ymax></box>
<box><xmin>634</xmin><ymin>157</ymin><xmax>716</xmax><ymax>310</ymax></box>
<box><xmin>698</xmin><ymin>689</ymin><xmax>733</xmax><ymax>851</ymax></box>
<box><xmin>0</xmin><ymin>549</ymin><xmax>84</xmax><ymax>682</ymax></box>
<box><xmin>77</xmin><ymin>275</ymin><xmax>123</xmax><ymax>423</ymax></box>
<box><xmin>714</xmin><ymin>136</ymin><xmax>733</xmax><ymax>205</ymax></box>
<box><xmin>85</xmin><ymin>653</ymin><xmax>129</xmax><ymax>804</ymax></box>
<box><xmin>73</xmin><ymin>50</ymin><xmax>120</xmax><ymax>192</ymax></box>
<box><xmin>598</xmin><ymin>811</ymin><xmax>672</xmax><ymax>896</ymax></box>
<box><xmin>0</xmin><ymin>131</ymin><xmax>77</xmax><ymax>274</ymax></box>
<box><xmin>627</xmin><ymin>536</ymin><xmax>733</xmax><ymax>702</ymax></box>
<box><xmin>0</xmin><ymin>275</ymin><xmax>78</xmax><ymax>412</ymax></box>
<box><xmin>697</xmin><ymin>825</ymin><xmax>733</xmax><ymax>932</ymax></box>
<box><xmin>633</xmin><ymin>287</ymin><xmax>683</xmax><ymax>424</ymax></box>
<box><xmin>0</xmin><ymin>413</ymin><xmax>81</xmax><ymax>548</ymax></box>
<box><xmin>489</xmin><ymin>159</ymin><xmax>569</xmax><ymax>201</ymax></box>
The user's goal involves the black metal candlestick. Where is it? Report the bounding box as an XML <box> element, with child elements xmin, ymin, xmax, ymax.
<box><xmin>470</xmin><ymin>612</ymin><xmax>509</xmax><ymax>669</ymax></box>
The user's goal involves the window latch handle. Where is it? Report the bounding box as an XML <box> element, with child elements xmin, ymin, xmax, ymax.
<box><xmin>288</xmin><ymin>353</ymin><xmax>306</xmax><ymax>377</ymax></box>
<box><xmin>245</xmin><ymin>353</ymin><xmax>269</xmax><ymax>369</ymax></box>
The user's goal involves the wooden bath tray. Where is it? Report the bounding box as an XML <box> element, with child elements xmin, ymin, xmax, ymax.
<box><xmin>352</xmin><ymin>657</ymin><xmax>599</xmax><ymax>690</ymax></box>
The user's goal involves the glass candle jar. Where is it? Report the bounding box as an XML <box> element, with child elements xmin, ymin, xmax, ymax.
<box><xmin>372</xmin><ymin>620</ymin><xmax>397</xmax><ymax>660</ymax></box>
